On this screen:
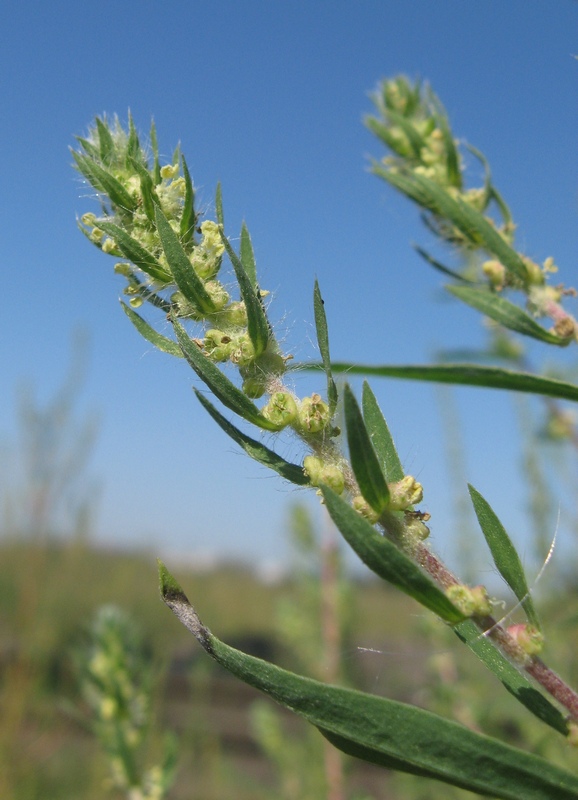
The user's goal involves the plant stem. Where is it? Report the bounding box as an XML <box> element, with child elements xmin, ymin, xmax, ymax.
<box><xmin>415</xmin><ymin>541</ymin><xmax>578</xmax><ymax>726</ymax></box>
<box><xmin>320</xmin><ymin>510</ymin><xmax>345</xmax><ymax>800</ymax></box>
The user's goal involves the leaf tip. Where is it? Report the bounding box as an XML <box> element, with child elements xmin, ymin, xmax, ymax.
<box><xmin>158</xmin><ymin>559</ymin><xmax>186</xmax><ymax>602</ymax></box>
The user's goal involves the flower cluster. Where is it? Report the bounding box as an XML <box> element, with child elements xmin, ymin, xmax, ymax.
<box><xmin>367</xmin><ymin>77</ymin><xmax>577</xmax><ymax>343</ymax></box>
<box><xmin>74</xmin><ymin>115</ymin><xmax>438</xmax><ymax>549</ymax></box>
<box><xmin>75</xmin><ymin>606</ymin><xmax>176</xmax><ymax>799</ymax></box>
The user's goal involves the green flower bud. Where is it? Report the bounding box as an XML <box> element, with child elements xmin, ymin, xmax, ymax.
<box><xmin>352</xmin><ymin>495</ymin><xmax>380</xmax><ymax>524</ymax></box>
<box><xmin>204</xmin><ymin>329</ymin><xmax>233</xmax><ymax>362</ymax></box>
<box><xmin>567</xmin><ymin>723</ymin><xmax>578</xmax><ymax>747</ymax></box>
<box><xmin>81</xmin><ymin>212</ymin><xmax>97</xmax><ymax>226</ymax></box>
<box><xmin>101</xmin><ymin>237</ymin><xmax>117</xmax><ymax>254</ymax></box>
<box><xmin>218</xmin><ymin>301</ymin><xmax>248</xmax><ymax>328</ymax></box>
<box><xmin>230</xmin><ymin>333</ymin><xmax>255</xmax><ymax>366</ymax></box>
<box><xmin>388</xmin><ymin>475</ymin><xmax>423</xmax><ymax>510</ymax></box>
<box><xmin>523</xmin><ymin>257</ymin><xmax>545</xmax><ymax>286</ymax></box>
<box><xmin>261</xmin><ymin>392</ymin><xmax>298</xmax><ymax>428</ymax></box>
<box><xmin>90</xmin><ymin>227</ymin><xmax>104</xmax><ymax>242</ymax></box>
<box><xmin>129</xmin><ymin>296</ymin><xmax>144</xmax><ymax>309</ymax></box>
<box><xmin>319</xmin><ymin>464</ymin><xmax>345</xmax><ymax>495</ymax></box>
<box><xmin>507</xmin><ymin>624</ymin><xmax>544</xmax><ymax>656</ymax></box>
<box><xmin>205</xmin><ymin>280</ymin><xmax>230</xmax><ymax>311</ymax></box>
<box><xmin>298</xmin><ymin>393</ymin><xmax>330</xmax><ymax>434</ymax></box>
<box><xmin>114</xmin><ymin>262</ymin><xmax>132</xmax><ymax>277</ymax></box>
<box><xmin>403</xmin><ymin>517</ymin><xmax>430</xmax><ymax>542</ymax></box>
<box><xmin>242</xmin><ymin>375</ymin><xmax>267</xmax><ymax>399</ymax></box>
<box><xmin>446</xmin><ymin>584</ymin><xmax>491</xmax><ymax>617</ymax></box>
<box><xmin>303</xmin><ymin>455</ymin><xmax>324</xmax><ymax>484</ymax></box>
<box><xmin>303</xmin><ymin>456</ymin><xmax>344</xmax><ymax>494</ymax></box>
<box><xmin>482</xmin><ymin>260</ymin><xmax>506</xmax><ymax>289</ymax></box>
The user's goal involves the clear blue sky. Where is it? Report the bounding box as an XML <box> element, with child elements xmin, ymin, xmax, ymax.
<box><xmin>1</xmin><ymin>1</ymin><xmax>576</xmax><ymax>576</ymax></box>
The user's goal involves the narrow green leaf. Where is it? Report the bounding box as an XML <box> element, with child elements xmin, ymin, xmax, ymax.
<box><xmin>373</xmin><ymin>167</ymin><xmax>529</xmax><ymax>281</ymax></box>
<box><xmin>313</xmin><ymin>282</ymin><xmax>338</xmax><ymax>414</ymax></box>
<box><xmin>160</xmin><ymin>575</ymin><xmax>578</xmax><ymax>799</ymax></box>
<box><xmin>75</xmin><ymin>135</ymin><xmax>100</xmax><ymax>160</ymax></box>
<box><xmin>138</xmin><ymin>170</ymin><xmax>157</xmax><ymax>223</ymax></box>
<box><xmin>128</xmin><ymin>157</ymin><xmax>159</xmax><ymax>223</ymax></box>
<box><xmin>321</xmin><ymin>487</ymin><xmax>464</xmax><ymax>624</ymax></box>
<box><xmin>194</xmin><ymin>390</ymin><xmax>309</xmax><ymax>485</ymax></box>
<box><xmin>149</xmin><ymin>119</ymin><xmax>161</xmax><ymax>184</ymax></box>
<box><xmin>72</xmin><ymin>151</ymin><xmax>138</xmax><ymax>213</ymax></box>
<box><xmin>215</xmin><ymin>182</ymin><xmax>224</xmax><ymax>226</ymax></box>
<box><xmin>126</xmin><ymin>111</ymin><xmax>141</xmax><ymax>165</ymax></box>
<box><xmin>447</xmin><ymin>285</ymin><xmax>569</xmax><ymax>346</ymax></box>
<box><xmin>429</xmin><ymin>94</ymin><xmax>461</xmax><ymax>188</ymax></box>
<box><xmin>465</xmin><ymin>144</ymin><xmax>513</xmax><ymax>224</ymax></box>
<box><xmin>179</xmin><ymin>154</ymin><xmax>196</xmax><ymax>245</ymax></box>
<box><xmin>468</xmin><ymin>485</ymin><xmax>540</xmax><ymax>630</ymax></box>
<box><xmin>343</xmin><ymin>385</ymin><xmax>390</xmax><ymax>513</ymax></box>
<box><xmin>172</xmin><ymin>318</ymin><xmax>281</xmax><ymax>431</ymax></box>
<box><xmin>220</xmin><ymin>231</ymin><xmax>270</xmax><ymax>357</ymax></box>
<box><xmin>239</xmin><ymin>222</ymin><xmax>257</xmax><ymax>287</ymax></box>
<box><xmin>121</xmin><ymin>302</ymin><xmax>183</xmax><ymax>357</ymax></box>
<box><xmin>365</xmin><ymin>116</ymin><xmax>412</xmax><ymax>157</ymax></box>
<box><xmin>155</xmin><ymin>206</ymin><xmax>216</xmax><ymax>314</ymax></box>
<box><xmin>95</xmin><ymin>117</ymin><xmax>114</xmax><ymax>164</ymax></box>
<box><xmin>310</xmin><ymin>362</ymin><xmax>578</xmax><ymax>404</ymax></box>
<box><xmin>98</xmin><ymin>221</ymin><xmax>172</xmax><ymax>284</ymax></box>
<box><xmin>361</xmin><ymin>382</ymin><xmax>404</xmax><ymax>482</ymax></box>
<box><xmin>413</xmin><ymin>245</ymin><xmax>477</xmax><ymax>284</ymax></box>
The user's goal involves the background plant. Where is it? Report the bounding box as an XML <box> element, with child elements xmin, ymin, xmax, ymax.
<box><xmin>72</xmin><ymin>76</ymin><xmax>578</xmax><ymax>799</ymax></box>
<box><xmin>73</xmin><ymin>605</ymin><xmax>177</xmax><ymax>800</ymax></box>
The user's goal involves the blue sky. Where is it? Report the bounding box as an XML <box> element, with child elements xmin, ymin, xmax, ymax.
<box><xmin>1</xmin><ymin>1</ymin><xmax>577</xmax><ymax>578</ymax></box>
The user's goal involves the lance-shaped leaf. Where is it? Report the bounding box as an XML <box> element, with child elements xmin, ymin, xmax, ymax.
<box><xmin>126</xmin><ymin>112</ymin><xmax>142</xmax><ymax>165</ymax></box>
<box><xmin>414</xmin><ymin>245</ymin><xmax>477</xmax><ymax>284</ymax></box>
<box><xmin>75</xmin><ymin>135</ymin><xmax>100</xmax><ymax>160</ymax></box>
<box><xmin>95</xmin><ymin>117</ymin><xmax>115</xmax><ymax>164</ymax></box>
<box><xmin>448</xmin><ymin>286</ymin><xmax>571</xmax><ymax>346</ymax></box>
<box><xmin>149</xmin><ymin>120</ymin><xmax>161</xmax><ymax>184</ymax></box>
<box><xmin>466</xmin><ymin>144</ymin><xmax>513</xmax><ymax>227</ymax></box>
<box><xmin>172</xmin><ymin>318</ymin><xmax>281</xmax><ymax>431</ymax></box>
<box><xmin>373</xmin><ymin>167</ymin><xmax>528</xmax><ymax>282</ymax></box>
<box><xmin>194</xmin><ymin>390</ymin><xmax>309</xmax><ymax>485</ymax></box>
<box><xmin>321</xmin><ymin>487</ymin><xmax>464</xmax><ymax>624</ymax></box>
<box><xmin>220</xmin><ymin>231</ymin><xmax>270</xmax><ymax>357</ymax></box>
<box><xmin>99</xmin><ymin>221</ymin><xmax>172</xmax><ymax>284</ymax></box>
<box><xmin>155</xmin><ymin>206</ymin><xmax>216</xmax><ymax>314</ymax></box>
<box><xmin>343</xmin><ymin>385</ymin><xmax>390</xmax><ymax>513</ymax></box>
<box><xmin>430</xmin><ymin>95</ymin><xmax>461</xmax><ymax>188</ymax></box>
<box><xmin>361</xmin><ymin>382</ymin><xmax>404</xmax><ymax>483</ymax></box>
<box><xmin>468</xmin><ymin>484</ymin><xmax>540</xmax><ymax>630</ymax></box>
<box><xmin>313</xmin><ymin>281</ymin><xmax>338</xmax><ymax>414</ymax></box>
<box><xmin>160</xmin><ymin>566</ymin><xmax>578</xmax><ymax>800</ymax></box>
<box><xmin>179</xmin><ymin>154</ymin><xmax>195</xmax><ymax>245</ymax></box>
<box><xmin>215</xmin><ymin>182</ymin><xmax>224</xmax><ymax>226</ymax></box>
<box><xmin>121</xmin><ymin>302</ymin><xmax>182</xmax><ymax>358</ymax></box>
<box><xmin>240</xmin><ymin>222</ymin><xmax>257</xmax><ymax>287</ymax></box>
<box><xmin>311</xmin><ymin>362</ymin><xmax>578</xmax><ymax>404</ymax></box>
<box><xmin>128</xmin><ymin>157</ymin><xmax>159</xmax><ymax>224</ymax></box>
<box><xmin>365</xmin><ymin>116</ymin><xmax>410</xmax><ymax>156</ymax></box>
<box><xmin>72</xmin><ymin>150</ymin><xmax>138</xmax><ymax>214</ymax></box>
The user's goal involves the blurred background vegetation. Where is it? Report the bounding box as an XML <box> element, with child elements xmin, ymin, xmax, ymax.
<box><xmin>2</xmin><ymin>337</ymin><xmax>578</xmax><ymax>800</ymax></box>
